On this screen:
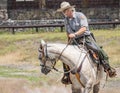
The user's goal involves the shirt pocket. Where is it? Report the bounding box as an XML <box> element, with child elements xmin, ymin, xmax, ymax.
<box><xmin>75</xmin><ymin>22</ymin><xmax>80</xmax><ymax>30</ymax></box>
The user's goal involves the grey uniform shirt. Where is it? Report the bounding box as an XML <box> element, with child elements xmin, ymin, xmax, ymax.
<box><xmin>65</xmin><ymin>12</ymin><xmax>90</xmax><ymax>38</ymax></box>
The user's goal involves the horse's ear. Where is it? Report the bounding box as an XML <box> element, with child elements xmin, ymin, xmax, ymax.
<box><xmin>40</xmin><ymin>39</ymin><xmax>46</xmax><ymax>46</ymax></box>
<box><xmin>39</xmin><ymin>40</ymin><xmax>46</xmax><ymax>52</ymax></box>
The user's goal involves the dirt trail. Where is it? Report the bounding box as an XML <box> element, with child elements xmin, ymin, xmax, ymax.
<box><xmin>0</xmin><ymin>63</ymin><xmax>119</xmax><ymax>93</ymax></box>
<box><xmin>0</xmin><ymin>77</ymin><xmax>120</xmax><ymax>93</ymax></box>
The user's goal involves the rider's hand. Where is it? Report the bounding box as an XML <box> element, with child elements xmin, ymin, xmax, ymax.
<box><xmin>69</xmin><ymin>33</ymin><xmax>76</xmax><ymax>38</ymax></box>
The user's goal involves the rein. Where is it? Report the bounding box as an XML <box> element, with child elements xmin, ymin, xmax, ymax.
<box><xmin>53</xmin><ymin>38</ymin><xmax>87</xmax><ymax>74</ymax></box>
<box><xmin>56</xmin><ymin>39</ymin><xmax>72</xmax><ymax>61</ymax></box>
<box><xmin>39</xmin><ymin>39</ymin><xmax>88</xmax><ymax>88</ymax></box>
<box><xmin>52</xmin><ymin>38</ymin><xmax>77</xmax><ymax>74</ymax></box>
<box><xmin>50</xmin><ymin>38</ymin><xmax>87</xmax><ymax>88</ymax></box>
<box><xmin>40</xmin><ymin>39</ymin><xmax>76</xmax><ymax>74</ymax></box>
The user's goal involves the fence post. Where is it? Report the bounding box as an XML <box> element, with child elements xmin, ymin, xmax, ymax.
<box><xmin>36</xmin><ymin>27</ymin><xmax>38</xmax><ymax>32</ymax></box>
<box><xmin>61</xmin><ymin>26</ymin><xmax>63</xmax><ymax>32</ymax></box>
<box><xmin>113</xmin><ymin>24</ymin><xmax>116</xmax><ymax>29</ymax></box>
<box><xmin>12</xmin><ymin>28</ymin><xmax>15</xmax><ymax>34</ymax></box>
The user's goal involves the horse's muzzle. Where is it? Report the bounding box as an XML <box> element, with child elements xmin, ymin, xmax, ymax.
<box><xmin>41</xmin><ymin>67</ymin><xmax>51</xmax><ymax>75</ymax></box>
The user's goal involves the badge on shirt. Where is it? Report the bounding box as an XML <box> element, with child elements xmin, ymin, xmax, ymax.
<box><xmin>80</xmin><ymin>15</ymin><xmax>85</xmax><ymax>19</ymax></box>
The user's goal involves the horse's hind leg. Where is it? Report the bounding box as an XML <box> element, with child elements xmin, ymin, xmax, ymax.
<box><xmin>83</xmin><ymin>79</ymin><xmax>94</xmax><ymax>93</ymax></box>
<box><xmin>93</xmin><ymin>82</ymin><xmax>100</xmax><ymax>93</ymax></box>
<box><xmin>72</xmin><ymin>87</ymin><xmax>81</xmax><ymax>93</ymax></box>
<box><xmin>72</xmin><ymin>88</ymin><xmax>81</xmax><ymax>93</ymax></box>
<box><xmin>71</xmin><ymin>85</ymin><xmax>82</xmax><ymax>93</ymax></box>
<box><xmin>83</xmin><ymin>83</ymin><xmax>92</xmax><ymax>93</ymax></box>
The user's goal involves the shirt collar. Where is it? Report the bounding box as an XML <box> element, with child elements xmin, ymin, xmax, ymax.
<box><xmin>73</xmin><ymin>12</ymin><xmax>76</xmax><ymax>18</ymax></box>
<box><xmin>67</xmin><ymin>12</ymin><xmax>76</xmax><ymax>20</ymax></box>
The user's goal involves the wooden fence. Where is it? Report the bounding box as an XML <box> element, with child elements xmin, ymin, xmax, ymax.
<box><xmin>0</xmin><ymin>21</ymin><xmax>120</xmax><ymax>34</ymax></box>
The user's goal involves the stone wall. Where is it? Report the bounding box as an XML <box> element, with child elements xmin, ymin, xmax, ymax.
<box><xmin>0</xmin><ymin>9</ymin><xmax>8</xmax><ymax>20</ymax></box>
<box><xmin>8</xmin><ymin>9</ymin><xmax>57</xmax><ymax>20</ymax></box>
<box><xmin>0</xmin><ymin>0</ymin><xmax>7</xmax><ymax>9</ymax></box>
<box><xmin>79</xmin><ymin>7</ymin><xmax>119</xmax><ymax>22</ymax></box>
<box><xmin>8</xmin><ymin>7</ymin><xmax>119</xmax><ymax>22</ymax></box>
<box><xmin>4</xmin><ymin>1</ymin><xmax>120</xmax><ymax>21</ymax></box>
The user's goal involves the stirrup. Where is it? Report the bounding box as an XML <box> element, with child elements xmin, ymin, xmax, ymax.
<box><xmin>106</xmin><ymin>67</ymin><xmax>117</xmax><ymax>78</ymax></box>
<box><xmin>61</xmin><ymin>75</ymin><xmax>72</xmax><ymax>85</ymax></box>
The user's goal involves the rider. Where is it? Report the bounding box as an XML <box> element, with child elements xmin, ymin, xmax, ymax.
<box><xmin>57</xmin><ymin>1</ymin><xmax>116</xmax><ymax>84</ymax></box>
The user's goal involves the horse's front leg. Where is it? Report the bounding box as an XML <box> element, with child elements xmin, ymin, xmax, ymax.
<box><xmin>71</xmin><ymin>85</ymin><xmax>82</xmax><ymax>93</ymax></box>
<box><xmin>83</xmin><ymin>80</ymin><xmax>93</xmax><ymax>93</ymax></box>
<box><xmin>93</xmin><ymin>82</ymin><xmax>100</xmax><ymax>93</ymax></box>
<box><xmin>70</xmin><ymin>74</ymin><xmax>83</xmax><ymax>93</ymax></box>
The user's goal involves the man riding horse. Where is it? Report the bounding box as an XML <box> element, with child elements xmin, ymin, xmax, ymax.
<box><xmin>57</xmin><ymin>1</ymin><xmax>116</xmax><ymax>84</ymax></box>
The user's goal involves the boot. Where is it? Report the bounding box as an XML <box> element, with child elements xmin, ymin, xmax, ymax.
<box><xmin>107</xmin><ymin>67</ymin><xmax>116</xmax><ymax>77</ymax></box>
<box><xmin>61</xmin><ymin>74</ymin><xmax>72</xmax><ymax>85</ymax></box>
<box><xmin>101</xmin><ymin>60</ymin><xmax>116</xmax><ymax>78</ymax></box>
<box><xmin>61</xmin><ymin>63</ymin><xmax>72</xmax><ymax>85</ymax></box>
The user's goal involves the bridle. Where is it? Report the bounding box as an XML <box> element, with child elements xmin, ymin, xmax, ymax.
<box><xmin>38</xmin><ymin>39</ymin><xmax>77</xmax><ymax>73</ymax></box>
<box><xmin>38</xmin><ymin>39</ymin><xmax>88</xmax><ymax>74</ymax></box>
<box><xmin>39</xmin><ymin>43</ymin><xmax>57</xmax><ymax>71</ymax></box>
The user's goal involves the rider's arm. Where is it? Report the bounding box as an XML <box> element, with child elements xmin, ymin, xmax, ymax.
<box><xmin>69</xmin><ymin>12</ymin><xmax>88</xmax><ymax>38</ymax></box>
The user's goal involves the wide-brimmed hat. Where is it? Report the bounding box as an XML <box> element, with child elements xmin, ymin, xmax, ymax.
<box><xmin>57</xmin><ymin>1</ymin><xmax>75</xmax><ymax>12</ymax></box>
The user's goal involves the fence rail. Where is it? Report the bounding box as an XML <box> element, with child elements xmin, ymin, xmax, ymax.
<box><xmin>0</xmin><ymin>21</ymin><xmax>120</xmax><ymax>34</ymax></box>
<box><xmin>89</xmin><ymin>21</ymin><xmax>120</xmax><ymax>28</ymax></box>
<box><xmin>0</xmin><ymin>24</ymin><xmax>64</xmax><ymax>34</ymax></box>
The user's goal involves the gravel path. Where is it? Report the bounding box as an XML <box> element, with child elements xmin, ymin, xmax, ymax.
<box><xmin>0</xmin><ymin>63</ymin><xmax>119</xmax><ymax>93</ymax></box>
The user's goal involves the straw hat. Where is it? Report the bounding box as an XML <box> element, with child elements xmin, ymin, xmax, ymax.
<box><xmin>57</xmin><ymin>1</ymin><xmax>75</xmax><ymax>12</ymax></box>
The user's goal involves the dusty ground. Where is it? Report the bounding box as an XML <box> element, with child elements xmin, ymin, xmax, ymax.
<box><xmin>0</xmin><ymin>75</ymin><xmax>120</xmax><ymax>93</ymax></box>
<box><xmin>0</xmin><ymin>62</ymin><xmax>120</xmax><ymax>93</ymax></box>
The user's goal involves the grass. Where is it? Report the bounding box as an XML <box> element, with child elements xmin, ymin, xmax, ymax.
<box><xmin>0</xmin><ymin>28</ymin><xmax>120</xmax><ymax>83</ymax></box>
<box><xmin>0</xmin><ymin>66</ymin><xmax>42</xmax><ymax>83</ymax></box>
<box><xmin>0</xmin><ymin>65</ymin><xmax>61</xmax><ymax>86</ymax></box>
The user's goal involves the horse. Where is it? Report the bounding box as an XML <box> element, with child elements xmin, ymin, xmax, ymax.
<box><xmin>38</xmin><ymin>40</ymin><xmax>104</xmax><ymax>93</ymax></box>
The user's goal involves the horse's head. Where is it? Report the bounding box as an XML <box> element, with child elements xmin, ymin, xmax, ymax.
<box><xmin>38</xmin><ymin>40</ymin><xmax>56</xmax><ymax>75</ymax></box>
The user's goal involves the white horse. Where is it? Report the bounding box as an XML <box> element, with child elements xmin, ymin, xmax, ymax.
<box><xmin>38</xmin><ymin>40</ymin><xmax>104</xmax><ymax>93</ymax></box>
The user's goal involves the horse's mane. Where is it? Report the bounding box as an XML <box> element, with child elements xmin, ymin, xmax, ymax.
<box><xmin>47</xmin><ymin>43</ymin><xmax>89</xmax><ymax>68</ymax></box>
<box><xmin>47</xmin><ymin>43</ymin><xmax>87</xmax><ymax>54</ymax></box>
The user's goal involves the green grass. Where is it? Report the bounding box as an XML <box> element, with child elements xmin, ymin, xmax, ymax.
<box><xmin>0</xmin><ymin>28</ymin><xmax>120</xmax><ymax>82</ymax></box>
<box><xmin>0</xmin><ymin>32</ymin><xmax>67</xmax><ymax>56</ymax></box>
<box><xmin>0</xmin><ymin>29</ymin><xmax>120</xmax><ymax>65</ymax></box>
<box><xmin>0</xmin><ymin>66</ymin><xmax>41</xmax><ymax>82</ymax></box>
<box><xmin>0</xmin><ymin>66</ymin><xmax>60</xmax><ymax>85</ymax></box>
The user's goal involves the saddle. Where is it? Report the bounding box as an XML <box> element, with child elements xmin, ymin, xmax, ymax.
<box><xmin>89</xmin><ymin>49</ymin><xmax>100</xmax><ymax>64</ymax></box>
<box><xmin>61</xmin><ymin>49</ymin><xmax>101</xmax><ymax>85</ymax></box>
<box><xmin>61</xmin><ymin>42</ymin><xmax>116</xmax><ymax>85</ymax></box>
